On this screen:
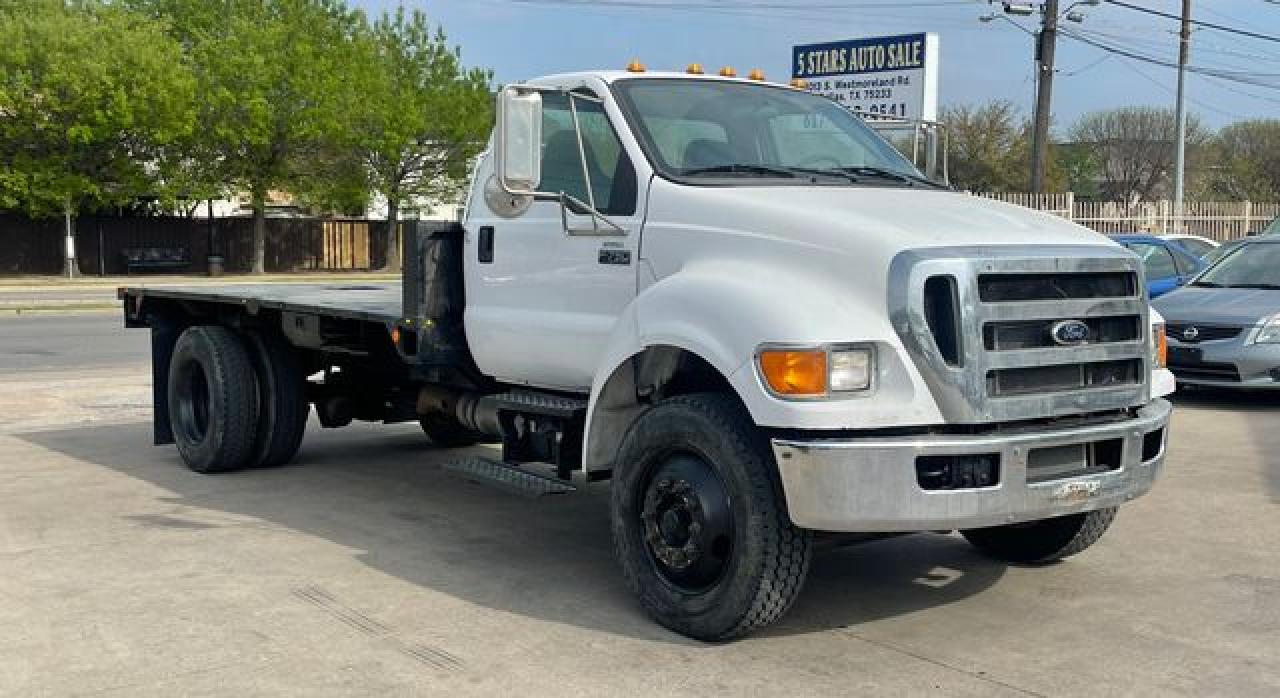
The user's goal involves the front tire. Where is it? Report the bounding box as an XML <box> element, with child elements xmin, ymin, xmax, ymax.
<box><xmin>961</xmin><ymin>508</ymin><xmax>1118</xmax><ymax>564</ymax></box>
<box><xmin>611</xmin><ymin>393</ymin><xmax>812</xmax><ymax>641</ymax></box>
<box><xmin>167</xmin><ymin>325</ymin><xmax>259</xmax><ymax>473</ymax></box>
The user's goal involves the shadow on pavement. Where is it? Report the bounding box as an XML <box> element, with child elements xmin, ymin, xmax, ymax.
<box><xmin>19</xmin><ymin>420</ymin><xmax>1006</xmax><ymax>643</ymax></box>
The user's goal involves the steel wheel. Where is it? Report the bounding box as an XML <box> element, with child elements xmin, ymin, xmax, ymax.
<box><xmin>640</xmin><ymin>453</ymin><xmax>734</xmax><ymax>593</ymax></box>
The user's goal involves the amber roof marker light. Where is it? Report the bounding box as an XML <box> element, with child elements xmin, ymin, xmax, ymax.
<box><xmin>626</xmin><ymin>59</ymin><xmax>646</xmax><ymax>73</ymax></box>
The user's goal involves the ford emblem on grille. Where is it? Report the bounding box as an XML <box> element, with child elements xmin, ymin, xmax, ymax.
<box><xmin>1050</xmin><ymin>319</ymin><xmax>1091</xmax><ymax>345</ymax></box>
<box><xmin>1182</xmin><ymin>326</ymin><xmax>1200</xmax><ymax>341</ymax></box>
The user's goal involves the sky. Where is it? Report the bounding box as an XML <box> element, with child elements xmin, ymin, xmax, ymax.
<box><xmin>356</xmin><ymin>0</ymin><xmax>1280</xmax><ymax>132</ymax></box>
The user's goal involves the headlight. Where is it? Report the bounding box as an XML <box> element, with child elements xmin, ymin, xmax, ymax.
<box><xmin>757</xmin><ymin>345</ymin><xmax>874</xmax><ymax>398</ymax></box>
<box><xmin>1152</xmin><ymin>322</ymin><xmax>1167</xmax><ymax>368</ymax></box>
<box><xmin>1255</xmin><ymin>315</ymin><xmax>1280</xmax><ymax>344</ymax></box>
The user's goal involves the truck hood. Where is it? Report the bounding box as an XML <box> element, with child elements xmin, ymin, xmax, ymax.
<box><xmin>644</xmin><ymin>183</ymin><xmax>1115</xmax><ymax>264</ymax></box>
<box><xmin>1152</xmin><ymin>286</ymin><xmax>1280</xmax><ymax>326</ymax></box>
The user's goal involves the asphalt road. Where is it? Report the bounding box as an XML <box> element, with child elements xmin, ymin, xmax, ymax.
<box><xmin>1</xmin><ymin>314</ymin><xmax>1278</xmax><ymax>696</ymax></box>
<box><xmin>0</xmin><ymin>312</ymin><xmax>145</xmax><ymax>372</ymax></box>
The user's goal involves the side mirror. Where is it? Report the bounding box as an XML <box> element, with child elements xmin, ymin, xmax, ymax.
<box><xmin>495</xmin><ymin>87</ymin><xmax>543</xmax><ymax>194</ymax></box>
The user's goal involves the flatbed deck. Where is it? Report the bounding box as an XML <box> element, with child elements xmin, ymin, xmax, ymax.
<box><xmin>124</xmin><ymin>282</ymin><xmax>404</xmax><ymax>323</ymax></box>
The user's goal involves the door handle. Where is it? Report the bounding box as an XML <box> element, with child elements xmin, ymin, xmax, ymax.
<box><xmin>478</xmin><ymin>226</ymin><xmax>494</xmax><ymax>263</ymax></box>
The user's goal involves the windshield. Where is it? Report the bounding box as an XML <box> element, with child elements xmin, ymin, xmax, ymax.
<box><xmin>1264</xmin><ymin>216</ymin><xmax>1280</xmax><ymax>235</ymax></box>
<box><xmin>612</xmin><ymin>78</ymin><xmax>925</xmax><ymax>184</ymax></box>
<box><xmin>1194</xmin><ymin>243</ymin><xmax>1280</xmax><ymax>288</ymax></box>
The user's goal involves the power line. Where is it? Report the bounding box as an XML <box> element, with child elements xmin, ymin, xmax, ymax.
<box><xmin>1062</xmin><ymin>51</ymin><xmax>1113</xmax><ymax>76</ymax></box>
<box><xmin>1198</xmin><ymin>73</ymin><xmax>1280</xmax><ymax>108</ymax></box>
<box><xmin>1072</xmin><ymin>27</ymin><xmax>1280</xmax><ymax>70</ymax></box>
<box><xmin>1059</xmin><ymin>28</ymin><xmax>1280</xmax><ymax>89</ymax></box>
<box><xmin>1117</xmin><ymin>57</ymin><xmax>1246</xmax><ymax>119</ymax></box>
<box><xmin>1103</xmin><ymin>0</ymin><xmax>1280</xmax><ymax>44</ymax></box>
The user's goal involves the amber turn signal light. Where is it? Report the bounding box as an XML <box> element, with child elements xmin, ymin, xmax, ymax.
<box><xmin>1153</xmin><ymin>323</ymin><xmax>1168</xmax><ymax>368</ymax></box>
<box><xmin>758</xmin><ymin>349</ymin><xmax>827</xmax><ymax>397</ymax></box>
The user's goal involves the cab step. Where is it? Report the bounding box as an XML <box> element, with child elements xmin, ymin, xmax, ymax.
<box><xmin>487</xmin><ymin>391</ymin><xmax>588</xmax><ymax>418</ymax></box>
<box><xmin>443</xmin><ymin>456</ymin><xmax>577</xmax><ymax>497</ymax></box>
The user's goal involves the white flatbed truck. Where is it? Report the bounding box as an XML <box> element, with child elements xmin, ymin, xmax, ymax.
<box><xmin>122</xmin><ymin>68</ymin><xmax>1175</xmax><ymax>640</ymax></box>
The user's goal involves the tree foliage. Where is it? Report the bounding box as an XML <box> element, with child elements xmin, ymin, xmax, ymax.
<box><xmin>940</xmin><ymin>101</ymin><xmax>1064</xmax><ymax>193</ymax></box>
<box><xmin>0</xmin><ymin>1</ymin><xmax>195</xmax><ymax>216</ymax></box>
<box><xmin>342</xmin><ymin>8</ymin><xmax>493</xmax><ymax>271</ymax></box>
<box><xmin>1068</xmin><ymin>106</ymin><xmax>1208</xmax><ymax>203</ymax></box>
<box><xmin>1203</xmin><ymin>119</ymin><xmax>1280</xmax><ymax>201</ymax></box>
<box><xmin>177</xmin><ymin>0</ymin><xmax>364</xmax><ymax>271</ymax></box>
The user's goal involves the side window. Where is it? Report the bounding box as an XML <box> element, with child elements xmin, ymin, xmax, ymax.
<box><xmin>539</xmin><ymin>91</ymin><xmax>636</xmax><ymax>216</ymax></box>
<box><xmin>1128</xmin><ymin>243</ymin><xmax>1178</xmax><ymax>279</ymax></box>
<box><xmin>1179</xmin><ymin>239</ymin><xmax>1213</xmax><ymax>258</ymax></box>
<box><xmin>1171</xmin><ymin>248</ymin><xmax>1195</xmax><ymax>276</ymax></box>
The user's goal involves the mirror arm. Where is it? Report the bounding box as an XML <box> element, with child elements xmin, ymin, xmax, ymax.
<box><xmin>559</xmin><ymin>192</ymin><xmax>626</xmax><ymax>235</ymax></box>
<box><xmin>567</xmin><ymin>93</ymin><xmax>601</xmax><ymax>234</ymax></box>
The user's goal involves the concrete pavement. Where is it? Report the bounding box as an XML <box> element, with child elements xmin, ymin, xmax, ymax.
<box><xmin>1</xmin><ymin>314</ymin><xmax>1278</xmax><ymax>696</ymax></box>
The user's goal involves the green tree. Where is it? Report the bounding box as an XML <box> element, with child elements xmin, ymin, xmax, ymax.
<box><xmin>0</xmin><ymin>1</ymin><xmax>195</xmax><ymax>271</ymax></box>
<box><xmin>939</xmin><ymin>101</ymin><xmax>1064</xmax><ymax>193</ymax></box>
<box><xmin>144</xmin><ymin>0</ymin><xmax>364</xmax><ymax>273</ymax></box>
<box><xmin>1203</xmin><ymin>119</ymin><xmax>1280</xmax><ymax>201</ymax></box>
<box><xmin>345</xmin><ymin>8</ymin><xmax>492</xmax><ymax>271</ymax></box>
<box><xmin>1069</xmin><ymin>106</ymin><xmax>1208</xmax><ymax>202</ymax></box>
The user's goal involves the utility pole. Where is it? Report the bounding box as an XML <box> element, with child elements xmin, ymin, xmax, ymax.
<box><xmin>1172</xmin><ymin>0</ymin><xmax>1191</xmax><ymax>232</ymax></box>
<box><xmin>1030</xmin><ymin>0</ymin><xmax>1059</xmax><ymax>194</ymax></box>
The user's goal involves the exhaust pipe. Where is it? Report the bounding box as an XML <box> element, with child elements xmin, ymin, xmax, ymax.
<box><xmin>416</xmin><ymin>385</ymin><xmax>502</xmax><ymax>438</ymax></box>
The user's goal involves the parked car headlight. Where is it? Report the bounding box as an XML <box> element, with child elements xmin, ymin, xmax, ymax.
<box><xmin>1255</xmin><ymin>315</ymin><xmax>1280</xmax><ymax>344</ymax></box>
<box><xmin>757</xmin><ymin>345</ymin><xmax>874</xmax><ymax>398</ymax></box>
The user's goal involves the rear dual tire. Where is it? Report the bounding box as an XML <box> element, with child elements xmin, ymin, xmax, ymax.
<box><xmin>167</xmin><ymin>325</ymin><xmax>308</xmax><ymax>473</ymax></box>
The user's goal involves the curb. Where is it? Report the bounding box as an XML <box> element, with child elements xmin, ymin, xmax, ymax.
<box><xmin>2</xmin><ymin>304</ymin><xmax>120</xmax><ymax>315</ymax></box>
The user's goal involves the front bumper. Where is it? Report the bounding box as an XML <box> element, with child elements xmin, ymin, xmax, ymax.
<box><xmin>771</xmin><ymin>399</ymin><xmax>1172</xmax><ymax>532</ymax></box>
<box><xmin>1167</xmin><ymin>335</ymin><xmax>1280</xmax><ymax>389</ymax></box>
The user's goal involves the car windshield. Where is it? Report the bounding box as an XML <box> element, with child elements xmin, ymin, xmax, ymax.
<box><xmin>1264</xmin><ymin>216</ymin><xmax>1280</xmax><ymax>235</ymax></box>
<box><xmin>1194</xmin><ymin>243</ymin><xmax>1280</xmax><ymax>288</ymax></box>
<box><xmin>611</xmin><ymin>78</ymin><xmax>927</xmax><ymax>185</ymax></box>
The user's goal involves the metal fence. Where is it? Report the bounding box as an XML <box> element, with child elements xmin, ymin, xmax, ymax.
<box><xmin>0</xmin><ymin>215</ymin><xmax>403</xmax><ymax>275</ymax></box>
<box><xmin>975</xmin><ymin>192</ymin><xmax>1280</xmax><ymax>240</ymax></box>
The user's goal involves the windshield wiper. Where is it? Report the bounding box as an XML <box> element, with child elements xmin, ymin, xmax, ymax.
<box><xmin>1190</xmin><ymin>281</ymin><xmax>1223</xmax><ymax>288</ymax></box>
<box><xmin>774</xmin><ymin>166</ymin><xmax>862</xmax><ymax>182</ymax></box>
<box><xmin>1223</xmin><ymin>283</ymin><xmax>1280</xmax><ymax>290</ymax></box>
<box><xmin>833</xmin><ymin>166</ymin><xmax>948</xmax><ymax>189</ymax></box>
<box><xmin>679</xmin><ymin>164</ymin><xmax>797</xmax><ymax>178</ymax></box>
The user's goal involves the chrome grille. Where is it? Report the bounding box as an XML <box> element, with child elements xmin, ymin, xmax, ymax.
<box><xmin>984</xmin><ymin>316</ymin><xmax>1141</xmax><ymax>351</ymax></box>
<box><xmin>890</xmin><ymin>246</ymin><xmax>1151</xmax><ymax>424</ymax></box>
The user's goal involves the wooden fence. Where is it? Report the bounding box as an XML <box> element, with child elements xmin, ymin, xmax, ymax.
<box><xmin>975</xmin><ymin>193</ymin><xmax>1280</xmax><ymax>240</ymax></box>
<box><xmin>0</xmin><ymin>215</ymin><xmax>401</xmax><ymax>275</ymax></box>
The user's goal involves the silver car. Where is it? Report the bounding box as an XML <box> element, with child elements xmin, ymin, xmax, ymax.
<box><xmin>1152</xmin><ymin>238</ymin><xmax>1280</xmax><ymax>389</ymax></box>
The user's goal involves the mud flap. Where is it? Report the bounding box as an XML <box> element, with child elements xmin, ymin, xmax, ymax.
<box><xmin>150</xmin><ymin>319</ymin><xmax>180</xmax><ymax>445</ymax></box>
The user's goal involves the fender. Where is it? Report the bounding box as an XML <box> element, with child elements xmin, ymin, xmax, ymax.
<box><xmin>582</xmin><ymin>260</ymin><xmax>945</xmax><ymax>473</ymax></box>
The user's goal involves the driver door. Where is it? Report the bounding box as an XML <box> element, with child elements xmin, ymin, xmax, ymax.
<box><xmin>464</xmin><ymin>88</ymin><xmax>643</xmax><ymax>391</ymax></box>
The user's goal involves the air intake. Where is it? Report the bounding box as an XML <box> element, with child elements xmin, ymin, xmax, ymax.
<box><xmin>923</xmin><ymin>275</ymin><xmax>963</xmax><ymax>366</ymax></box>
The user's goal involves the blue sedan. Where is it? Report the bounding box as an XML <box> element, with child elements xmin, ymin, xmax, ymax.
<box><xmin>1112</xmin><ymin>234</ymin><xmax>1206</xmax><ymax>298</ymax></box>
